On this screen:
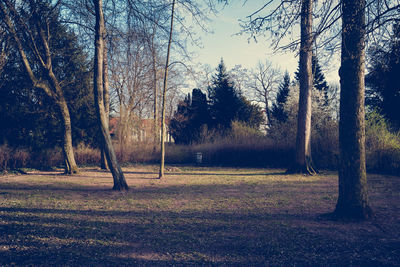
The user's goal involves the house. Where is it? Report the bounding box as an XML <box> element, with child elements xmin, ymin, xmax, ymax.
<box><xmin>109</xmin><ymin>117</ymin><xmax>173</xmax><ymax>143</ymax></box>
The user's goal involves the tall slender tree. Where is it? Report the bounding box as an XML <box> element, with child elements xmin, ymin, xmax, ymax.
<box><xmin>100</xmin><ymin>32</ymin><xmax>110</xmax><ymax>170</ymax></box>
<box><xmin>334</xmin><ymin>0</ymin><xmax>372</xmax><ymax>219</ymax></box>
<box><xmin>159</xmin><ymin>0</ymin><xmax>176</xmax><ymax>179</ymax></box>
<box><xmin>93</xmin><ymin>0</ymin><xmax>128</xmax><ymax>190</ymax></box>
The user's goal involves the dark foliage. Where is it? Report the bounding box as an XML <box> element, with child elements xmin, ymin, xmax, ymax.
<box><xmin>207</xmin><ymin>59</ymin><xmax>263</xmax><ymax>130</ymax></box>
<box><xmin>170</xmin><ymin>60</ymin><xmax>264</xmax><ymax>144</ymax></box>
<box><xmin>170</xmin><ymin>89</ymin><xmax>210</xmax><ymax>144</ymax></box>
<box><xmin>0</xmin><ymin>6</ymin><xmax>97</xmax><ymax>150</ymax></box>
<box><xmin>271</xmin><ymin>71</ymin><xmax>290</xmax><ymax>123</ymax></box>
<box><xmin>365</xmin><ymin>24</ymin><xmax>400</xmax><ymax>129</ymax></box>
<box><xmin>294</xmin><ymin>55</ymin><xmax>329</xmax><ymax>104</ymax></box>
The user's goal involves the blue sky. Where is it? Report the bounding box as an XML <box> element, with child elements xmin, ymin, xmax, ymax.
<box><xmin>189</xmin><ymin>0</ymin><xmax>339</xmax><ymax>84</ymax></box>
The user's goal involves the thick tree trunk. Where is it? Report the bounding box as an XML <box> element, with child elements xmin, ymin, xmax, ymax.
<box><xmin>334</xmin><ymin>0</ymin><xmax>372</xmax><ymax>220</ymax></box>
<box><xmin>159</xmin><ymin>0</ymin><xmax>175</xmax><ymax>179</ymax></box>
<box><xmin>94</xmin><ymin>0</ymin><xmax>128</xmax><ymax>190</ymax></box>
<box><xmin>57</xmin><ymin>99</ymin><xmax>79</xmax><ymax>174</ymax></box>
<box><xmin>100</xmin><ymin>37</ymin><xmax>110</xmax><ymax>170</ymax></box>
<box><xmin>287</xmin><ymin>0</ymin><xmax>316</xmax><ymax>175</ymax></box>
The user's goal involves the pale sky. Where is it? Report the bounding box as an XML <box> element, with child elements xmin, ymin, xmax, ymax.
<box><xmin>189</xmin><ymin>0</ymin><xmax>339</xmax><ymax>86</ymax></box>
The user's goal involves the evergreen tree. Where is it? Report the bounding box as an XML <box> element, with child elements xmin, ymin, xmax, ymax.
<box><xmin>0</xmin><ymin>10</ymin><xmax>96</xmax><ymax>150</ymax></box>
<box><xmin>208</xmin><ymin>59</ymin><xmax>241</xmax><ymax>129</ymax></box>
<box><xmin>294</xmin><ymin>55</ymin><xmax>329</xmax><ymax>104</ymax></box>
<box><xmin>365</xmin><ymin>23</ymin><xmax>400</xmax><ymax>129</ymax></box>
<box><xmin>171</xmin><ymin>60</ymin><xmax>263</xmax><ymax>143</ymax></box>
<box><xmin>271</xmin><ymin>71</ymin><xmax>290</xmax><ymax>122</ymax></box>
<box><xmin>169</xmin><ymin>94</ymin><xmax>191</xmax><ymax>144</ymax></box>
<box><xmin>169</xmin><ymin>89</ymin><xmax>210</xmax><ymax>144</ymax></box>
<box><xmin>208</xmin><ymin>59</ymin><xmax>263</xmax><ymax>131</ymax></box>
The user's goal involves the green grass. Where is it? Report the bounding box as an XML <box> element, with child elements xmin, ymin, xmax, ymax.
<box><xmin>0</xmin><ymin>165</ymin><xmax>399</xmax><ymax>266</ymax></box>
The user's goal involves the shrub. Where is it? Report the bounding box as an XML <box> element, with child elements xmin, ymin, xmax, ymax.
<box><xmin>0</xmin><ymin>145</ymin><xmax>30</xmax><ymax>172</ymax></box>
<box><xmin>74</xmin><ymin>143</ymin><xmax>100</xmax><ymax>166</ymax></box>
<box><xmin>365</xmin><ymin>111</ymin><xmax>400</xmax><ymax>174</ymax></box>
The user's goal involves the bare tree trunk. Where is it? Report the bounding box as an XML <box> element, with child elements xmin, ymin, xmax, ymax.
<box><xmin>152</xmin><ymin>42</ymin><xmax>159</xmax><ymax>152</ymax></box>
<box><xmin>47</xmin><ymin>70</ymin><xmax>79</xmax><ymax>174</ymax></box>
<box><xmin>94</xmin><ymin>0</ymin><xmax>128</xmax><ymax>190</ymax></box>
<box><xmin>265</xmin><ymin>96</ymin><xmax>271</xmax><ymax>127</ymax></box>
<box><xmin>159</xmin><ymin>0</ymin><xmax>175</xmax><ymax>179</ymax></box>
<box><xmin>101</xmin><ymin>38</ymin><xmax>110</xmax><ymax>170</ymax></box>
<box><xmin>334</xmin><ymin>0</ymin><xmax>372</xmax><ymax>220</ymax></box>
<box><xmin>287</xmin><ymin>0</ymin><xmax>316</xmax><ymax>175</ymax></box>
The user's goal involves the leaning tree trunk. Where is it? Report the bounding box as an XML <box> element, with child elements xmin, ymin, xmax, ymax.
<box><xmin>94</xmin><ymin>0</ymin><xmax>128</xmax><ymax>190</ymax></box>
<box><xmin>46</xmin><ymin>69</ymin><xmax>79</xmax><ymax>174</ymax></box>
<box><xmin>100</xmin><ymin>38</ymin><xmax>110</xmax><ymax>170</ymax></box>
<box><xmin>57</xmin><ymin>98</ymin><xmax>79</xmax><ymax>174</ymax></box>
<box><xmin>287</xmin><ymin>0</ymin><xmax>316</xmax><ymax>175</ymax></box>
<box><xmin>334</xmin><ymin>0</ymin><xmax>372</xmax><ymax>220</ymax></box>
<box><xmin>159</xmin><ymin>0</ymin><xmax>175</xmax><ymax>179</ymax></box>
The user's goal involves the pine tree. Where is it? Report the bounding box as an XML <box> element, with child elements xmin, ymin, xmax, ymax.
<box><xmin>271</xmin><ymin>71</ymin><xmax>290</xmax><ymax>123</ymax></box>
<box><xmin>208</xmin><ymin>58</ymin><xmax>243</xmax><ymax>130</ymax></box>
<box><xmin>294</xmin><ymin>55</ymin><xmax>329</xmax><ymax>104</ymax></box>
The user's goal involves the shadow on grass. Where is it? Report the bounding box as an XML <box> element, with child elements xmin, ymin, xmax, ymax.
<box><xmin>0</xmin><ymin>180</ymin><xmax>336</xmax><ymax>200</ymax></box>
<box><xmin>0</xmin><ymin>206</ymin><xmax>393</xmax><ymax>266</ymax></box>
<box><xmin>124</xmin><ymin>171</ymin><xmax>288</xmax><ymax>177</ymax></box>
<box><xmin>0</xmin><ymin>173</ymin><xmax>399</xmax><ymax>266</ymax></box>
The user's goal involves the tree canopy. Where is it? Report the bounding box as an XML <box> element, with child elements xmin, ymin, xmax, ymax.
<box><xmin>366</xmin><ymin>23</ymin><xmax>400</xmax><ymax>129</ymax></box>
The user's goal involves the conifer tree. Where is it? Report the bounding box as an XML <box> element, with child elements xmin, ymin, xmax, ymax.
<box><xmin>271</xmin><ymin>71</ymin><xmax>291</xmax><ymax>123</ymax></box>
<box><xmin>295</xmin><ymin>55</ymin><xmax>329</xmax><ymax>98</ymax></box>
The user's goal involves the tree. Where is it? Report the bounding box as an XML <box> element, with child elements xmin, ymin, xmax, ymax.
<box><xmin>271</xmin><ymin>71</ymin><xmax>291</xmax><ymax>123</ymax></box>
<box><xmin>169</xmin><ymin>88</ymin><xmax>210</xmax><ymax>144</ymax></box>
<box><xmin>365</xmin><ymin>23</ymin><xmax>400</xmax><ymax>129</ymax></box>
<box><xmin>249</xmin><ymin>60</ymin><xmax>281</xmax><ymax>127</ymax></box>
<box><xmin>169</xmin><ymin>94</ymin><xmax>192</xmax><ymax>144</ymax></box>
<box><xmin>294</xmin><ymin>55</ymin><xmax>329</xmax><ymax>104</ymax></box>
<box><xmin>159</xmin><ymin>0</ymin><xmax>176</xmax><ymax>179</ymax></box>
<box><xmin>93</xmin><ymin>0</ymin><xmax>128</xmax><ymax>190</ymax></box>
<box><xmin>334</xmin><ymin>0</ymin><xmax>372</xmax><ymax>220</ymax></box>
<box><xmin>0</xmin><ymin>38</ymin><xmax>96</xmax><ymax>151</ymax></box>
<box><xmin>0</xmin><ymin>26</ymin><xmax>8</xmax><ymax>75</ymax></box>
<box><xmin>242</xmin><ymin>0</ymin><xmax>318</xmax><ymax>174</ymax></box>
<box><xmin>286</xmin><ymin>0</ymin><xmax>316</xmax><ymax>174</ymax></box>
<box><xmin>208</xmin><ymin>59</ymin><xmax>263</xmax><ymax>131</ymax></box>
<box><xmin>0</xmin><ymin>0</ymin><xmax>79</xmax><ymax>174</ymax></box>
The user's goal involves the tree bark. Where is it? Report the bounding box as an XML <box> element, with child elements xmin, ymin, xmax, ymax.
<box><xmin>152</xmin><ymin>41</ymin><xmax>159</xmax><ymax>152</ymax></box>
<box><xmin>334</xmin><ymin>0</ymin><xmax>372</xmax><ymax>220</ymax></box>
<box><xmin>159</xmin><ymin>0</ymin><xmax>175</xmax><ymax>179</ymax></box>
<box><xmin>94</xmin><ymin>0</ymin><xmax>128</xmax><ymax>190</ymax></box>
<box><xmin>100</xmin><ymin>36</ymin><xmax>110</xmax><ymax>170</ymax></box>
<box><xmin>287</xmin><ymin>0</ymin><xmax>316</xmax><ymax>175</ymax></box>
<box><xmin>47</xmin><ymin>69</ymin><xmax>79</xmax><ymax>174</ymax></box>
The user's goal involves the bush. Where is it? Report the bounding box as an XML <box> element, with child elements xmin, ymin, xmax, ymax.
<box><xmin>74</xmin><ymin>143</ymin><xmax>100</xmax><ymax>166</ymax></box>
<box><xmin>0</xmin><ymin>145</ymin><xmax>30</xmax><ymax>172</ymax></box>
<box><xmin>1</xmin><ymin>110</ymin><xmax>398</xmax><ymax>175</ymax></box>
<box><xmin>365</xmin><ymin>111</ymin><xmax>400</xmax><ymax>174</ymax></box>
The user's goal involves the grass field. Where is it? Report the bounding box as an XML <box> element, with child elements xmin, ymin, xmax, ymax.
<box><xmin>0</xmin><ymin>165</ymin><xmax>399</xmax><ymax>266</ymax></box>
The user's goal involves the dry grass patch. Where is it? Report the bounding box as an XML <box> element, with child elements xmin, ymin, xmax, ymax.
<box><xmin>0</xmin><ymin>165</ymin><xmax>399</xmax><ymax>266</ymax></box>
